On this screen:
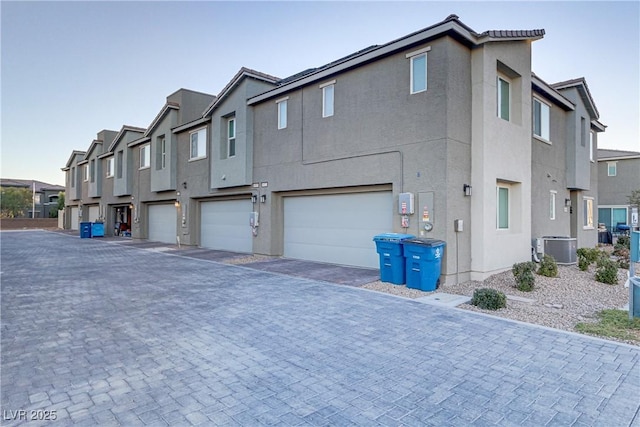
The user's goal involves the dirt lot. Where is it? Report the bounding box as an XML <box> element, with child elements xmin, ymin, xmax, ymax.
<box><xmin>0</xmin><ymin>218</ymin><xmax>59</xmax><ymax>230</ymax></box>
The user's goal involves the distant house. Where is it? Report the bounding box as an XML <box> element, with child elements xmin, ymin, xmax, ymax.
<box><xmin>597</xmin><ymin>149</ymin><xmax>640</xmax><ymax>233</ymax></box>
<box><xmin>0</xmin><ymin>179</ymin><xmax>65</xmax><ymax>218</ymax></box>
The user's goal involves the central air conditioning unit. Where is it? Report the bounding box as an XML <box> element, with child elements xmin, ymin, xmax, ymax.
<box><xmin>542</xmin><ymin>236</ymin><xmax>577</xmax><ymax>265</ymax></box>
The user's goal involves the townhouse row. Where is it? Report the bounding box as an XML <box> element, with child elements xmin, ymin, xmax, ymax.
<box><xmin>63</xmin><ymin>14</ymin><xmax>605</xmax><ymax>283</ymax></box>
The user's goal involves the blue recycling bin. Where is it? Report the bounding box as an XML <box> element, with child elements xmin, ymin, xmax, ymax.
<box><xmin>80</xmin><ymin>222</ymin><xmax>92</xmax><ymax>239</ymax></box>
<box><xmin>91</xmin><ymin>222</ymin><xmax>105</xmax><ymax>237</ymax></box>
<box><xmin>403</xmin><ymin>238</ymin><xmax>446</xmax><ymax>291</ymax></box>
<box><xmin>373</xmin><ymin>233</ymin><xmax>414</xmax><ymax>284</ymax></box>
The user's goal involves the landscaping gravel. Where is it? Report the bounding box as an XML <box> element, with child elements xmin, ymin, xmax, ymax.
<box><xmin>362</xmin><ymin>263</ymin><xmax>637</xmax><ymax>345</ymax></box>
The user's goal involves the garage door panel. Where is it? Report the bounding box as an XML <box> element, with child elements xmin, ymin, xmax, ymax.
<box><xmin>200</xmin><ymin>200</ymin><xmax>252</xmax><ymax>253</ymax></box>
<box><xmin>70</xmin><ymin>207</ymin><xmax>79</xmax><ymax>230</ymax></box>
<box><xmin>148</xmin><ymin>204</ymin><xmax>177</xmax><ymax>244</ymax></box>
<box><xmin>88</xmin><ymin>206</ymin><xmax>100</xmax><ymax>222</ymax></box>
<box><xmin>284</xmin><ymin>192</ymin><xmax>392</xmax><ymax>268</ymax></box>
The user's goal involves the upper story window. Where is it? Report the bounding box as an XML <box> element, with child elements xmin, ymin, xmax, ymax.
<box><xmin>190</xmin><ymin>127</ymin><xmax>207</xmax><ymax>160</ymax></box>
<box><xmin>590</xmin><ymin>132</ymin><xmax>594</xmax><ymax>162</ymax></box>
<box><xmin>497</xmin><ymin>76</ymin><xmax>510</xmax><ymax>121</ymax></box>
<box><xmin>83</xmin><ymin>164</ymin><xmax>89</xmax><ymax>182</ymax></box>
<box><xmin>90</xmin><ymin>159</ymin><xmax>96</xmax><ymax>183</ymax></box>
<box><xmin>106</xmin><ymin>158</ymin><xmax>114</xmax><ymax>178</ymax></box>
<box><xmin>607</xmin><ymin>161</ymin><xmax>617</xmax><ymax>176</ymax></box>
<box><xmin>533</xmin><ymin>98</ymin><xmax>550</xmax><ymax>141</ymax></box>
<box><xmin>277</xmin><ymin>98</ymin><xmax>288</xmax><ymax>129</ymax></box>
<box><xmin>71</xmin><ymin>167</ymin><xmax>76</xmax><ymax>187</ymax></box>
<box><xmin>549</xmin><ymin>191</ymin><xmax>556</xmax><ymax>221</ymax></box>
<box><xmin>580</xmin><ymin>117</ymin><xmax>586</xmax><ymax>147</ymax></box>
<box><xmin>497</xmin><ymin>185</ymin><xmax>509</xmax><ymax>229</ymax></box>
<box><xmin>320</xmin><ymin>81</ymin><xmax>335</xmax><ymax>118</ymax></box>
<box><xmin>156</xmin><ymin>136</ymin><xmax>166</xmax><ymax>170</ymax></box>
<box><xmin>406</xmin><ymin>46</ymin><xmax>430</xmax><ymax>94</ymax></box>
<box><xmin>117</xmin><ymin>150</ymin><xmax>123</xmax><ymax>178</ymax></box>
<box><xmin>140</xmin><ymin>144</ymin><xmax>150</xmax><ymax>169</ymax></box>
<box><xmin>227</xmin><ymin>118</ymin><xmax>236</xmax><ymax>158</ymax></box>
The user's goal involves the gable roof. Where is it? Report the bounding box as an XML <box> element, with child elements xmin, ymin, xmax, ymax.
<box><xmin>64</xmin><ymin>150</ymin><xmax>86</xmax><ymax>168</ymax></box>
<box><xmin>248</xmin><ymin>14</ymin><xmax>544</xmax><ymax>105</ymax></box>
<box><xmin>84</xmin><ymin>139</ymin><xmax>103</xmax><ymax>159</ymax></box>
<box><xmin>143</xmin><ymin>102</ymin><xmax>180</xmax><ymax>137</ymax></box>
<box><xmin>106</xmin><ymin>125</ymin><xmax>146</xmax><ymax>153</ymax></box>
<box><xmin>551</xmin><ymin>77</ymin><xmax>600</xmax><ymax>120</ymax></box>
<box><xmin>0</xmin><ymin>179</ymin><xmax>65</xmax><ymax>192</ymax></box>
<box><xmin>202</xmin><ymin>67</ymin><xmax>280</xmax><ymax>117</ymax></box>
<box><xmin>597</xmin><ymin>148</ymin><xmax>640</xmax><ymax>161</ymax></box>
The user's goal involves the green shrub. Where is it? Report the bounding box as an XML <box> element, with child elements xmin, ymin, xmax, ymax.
<box><xmin>577</xmin><ymin>247</ymin><xmax>606</xmax><ymax>271</ymax></box>
<box><xmin>512</xmin><ymin>261</ymin><xmax>536</xmax><ymax>292</ymax></box>
<box><xmin>471</xmin><ymin>288</ymin><xmax>507</xmax><ymax>310</ymax></box>
<box><xmin>615</xmin><ymin>235</ymin><xmax>630</xmax><ymax>250</ymax></box>
<box><xmin>595</xmin><ymin>258</ymin><xmax>619</xmax><ymax>285</ymax></box>
<box><xmin>537</xmin><ymin>254</ymin><xmax>558</xmax><ymax>278</ymax></box>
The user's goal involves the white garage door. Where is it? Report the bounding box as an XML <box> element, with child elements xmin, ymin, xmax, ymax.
<box><xmin>88</xmin><ymin>206</ymin><xmax>100</xmax><ymax>222</ymax></box>
<box><xmin>70</xmin><ymin>207</ymin><xmax>79</xmax><ymax>230</ymax></box>
<box><xmin>200</xmin><ymin>199</ymin><xmax>252</xmax><ymax>253</ymax></box>
<box><xmin>148</xmin><ymin>204</ymin><xmax>177</xmax><ymax>244</ymax></box>
<box><xmin>284</xmin><ymin>192</ymin><xmax>392</xmax><ymax>268</ymax></box>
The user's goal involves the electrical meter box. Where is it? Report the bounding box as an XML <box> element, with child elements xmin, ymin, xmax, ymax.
<box><xmin>398</xmin><ymin>193</ymin><xmax>414</xmax><ymax>215</ymax></box>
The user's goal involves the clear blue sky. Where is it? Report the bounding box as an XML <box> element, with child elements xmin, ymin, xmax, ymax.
<box><xmin>2</xmin><ymin>1</ymin><xmax>638</xmax><ymax>186</ymax></box>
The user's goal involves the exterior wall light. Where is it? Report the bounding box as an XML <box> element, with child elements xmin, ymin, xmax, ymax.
<box><xmin>260</xmin><ymin>195</ymin><xmax>267</xmax><ymax>203</ymax></box>
<box><xmin>463</xmin><ymin>184</ymin><xmax>472</xmax><ymax>197</ymax></box>
<box><xmin>251</xmin><ymin>195</ymin><xmax>258</xmax><ymax>204</ymax></box>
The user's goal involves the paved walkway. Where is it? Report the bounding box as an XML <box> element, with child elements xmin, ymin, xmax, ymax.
<box><xmin>1</xmin><ymin>230</ymin><xmax>639</xmax><ymax>426</ymax></box>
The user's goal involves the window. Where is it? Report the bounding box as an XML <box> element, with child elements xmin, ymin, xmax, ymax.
<box><xmin>84</xmin><ymin>165</ymin><xmax>89</xmax><ymax>181</ymax></box>
<box><xmin>607</xmin><ymin>162</ymin><xmax>617</xmax><ymax>176</ymax></box>
<box><xmin>33</xmin><ymin>193</ymin><xmax>41</xmax><ymax>204</ymax></box>
<box><xmin>227</xmin><ymin>118</ymin><xmax>236</xmax><ymax>158</ymax></box>
<box><xmin>580</xmin><ymin>117</ymin><xmax>586</xmax><ymax>147</ymax></box>
<box><xmin>321</xmin><ymin>81</ymin><xmax>335</xmax><ymax>118</ymax></box>
<box><xmin>140</xmin><ymin>144</ymin><xmax>150</xmax><ymax>169</ymax></box>
<box><xmin>497</xmin><ymin>76</ymin><xmax>510</xmax><ymax>121</ymax></box>
<box><xmin>598</xmin><ymin>207</ymin><xmax>628</xmax><ymax>232</ymax></box>
<box><xmin>590</xmin><ymin>132</ymin><xmax>594</xmax><ymax>162</ymax></box>
<box><xmin>117</xmin><ymin>151</ymin><xmax>123</xmax><ymax>178</ymax></box>
<box><xmin>71</xmin><ymin>167</ymin><xmax>75</xmax><ymax>187</ymax></box>
<box><xmin>106</xmin><ymin>158</ymin><xmax>114</xmax><ymax>178</ymax></box>
<box><xmin>533</xmin><ymin>98</ymin><xmax>550</xmax><ymax>141</ymax></box>
<box><xmin>410</xmin><ymin>54</ymin><xmax>427</xmax><ymax>93</ymax></box>
<box><xmin>157</xmin><ymin>136</ymin><xmax>166</xmax><ymax>170</ymax></box>
<box><xmin>190</xmin><ymin>128</ymin><xmax>207</xmax><ymax>160</ymax></box>
<box><xmin>583</xmin><ymin>198</ymin><xmax>594</xmax><ymax>228</ymax></box>
<box><xmin>549</xmin><ymin>191</ymin><xmax>556</xmax><ymax>220</ymax></box>
<box><xmin>277</xmin><ymin>98</ymin><xmax>288</xmax><ymax>129</ymax></box>
<box><xmin>497</xmin><ymin>186</ymin><xmax>509</xmax><ymax>229</ymax></box>
<box><xmin>90</xmin><ymin>159</ymin><xmax>96</xmax><ymax>183</ymax></box>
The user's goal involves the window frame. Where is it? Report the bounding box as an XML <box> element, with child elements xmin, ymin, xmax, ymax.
<box><xmin>497</xmin><ymin>76</ymin><xmax>511</xmax><ymax>121</ymax></box>
<box><xmin>189</xmin><ymin>127</ymin><xmax>207</xmax><ymax>161</ymax></box>
<box><xmin>607</xmin><ymin>161</ymin><xmax>617</xmax><ymax>177</ymax></box>
<box><xmin>583</xmin><ymin>197</ymin><xmax>594</xmax><ymax>229</ymax></box>
<box><xmin>106</xmin><ymin>157</ymin><xmax>114</xmax><ymax>178</ymax></box>
<box><xmin>116</xmin><ymin>150</ymin><xmax>123</xmax><ymax>179</ymax></box>
<box><xmin>533</xmin><ymin>97</ymin><xmax>551</xmax><ymax>142</ymax></box>
<box><xmin>320</xmin><ymin>80</ymin><xmax>335</xmax><ymax>118</ymax></box>
<box><xmin>227</xmin><ymin>118</ymin><xmax>236</xmax><ymax>158</ymax></box>
<box><xmin>71</xmin><ymin>167</ymin><xmax>76</xmax><ymax>187</ymax></box>
<box><xmin>497</xmin><ymin>185</ymin><xmax>510</xmax><ymax>230</ymax></box>
<box><xmin>157</xmin><ymin>136</ymin><xmax>166</xmax><ymax>170</ymax></box>
<box><xmin>140</xmin><ymin>144</ymin><xmax>150</xmax><ymax>169</ymax></box>
<box><xmin>549</xmin><ymin>191</ymin><xmax>557</xmax><ymax>221</ymax></box>
<box><xmin>83</xmin><ymin>164</ymin><xmax>89</xmax><ymax>182</ymax></box>
<box><xmin>277</xmin><ymin>97</ymin><xmax>288</xmax><ymax>130</ymax></box>
<box><xmin>590</xmin><ymin>131</ymin><xmax>595</xmax><ymax>162</ymax></box>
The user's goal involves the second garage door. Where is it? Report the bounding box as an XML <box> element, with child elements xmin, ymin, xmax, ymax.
<box><xmin>284</xmin><ymin>192</ymin><xmax>392</xmax><ymax>268</ymax></box>
<box><xmin>148</xmin><ymin>204</ymin><xmax>177</xmax><ymax>244</ymax></box>
<box><xmin>200</xmin><ymin>199</ymin><xmax>253</xmax><ymax>253</ymax></box>
<box><xmin>70</xmin><ymin>207</ymin><xmax>79</xmax><ymax>230</ymax></box>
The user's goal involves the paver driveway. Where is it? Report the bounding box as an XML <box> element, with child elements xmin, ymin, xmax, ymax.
<box><xmin>1</xmin><ymin>230</ymin><xmax>639</xmax><ymax>426</ymax></box>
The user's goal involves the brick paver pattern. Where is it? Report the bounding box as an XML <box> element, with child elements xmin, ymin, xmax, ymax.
<box><xmin>1</xmin><ymin>231</ymin><xmax>639</xmax><ymax>426</ymax></box>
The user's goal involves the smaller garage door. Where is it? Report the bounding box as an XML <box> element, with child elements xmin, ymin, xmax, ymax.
<box><xmin>88</xmin><ymin>206</ymin><xmax>100</xmax><ymax>222</ymax></box>
<box><xmin>200</xmin><ymin>200</ymin><xmax>252</xmax><ymax>253</ymax></box>
<box><xmin>148</xmin><ymin>204</ymin><xmax>177</xmax><ymax>244</ymax></box>
<box><xmin>70</xmin><ymin>207</ymin><xmax>79</xmax><ymax>230</ymax></box>
<box><xmin>284</xmin><ymin>191</ymin><xmax>392</xmax><ymax>268</ymax></box>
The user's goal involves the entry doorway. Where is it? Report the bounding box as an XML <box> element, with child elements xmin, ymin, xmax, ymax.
<box><xmin>113</xmin><ymin>206</ymin><xmax>132</xmax><ymax>237</ymax></box>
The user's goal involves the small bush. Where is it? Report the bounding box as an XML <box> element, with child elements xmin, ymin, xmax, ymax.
<box><xmin>471</xmin><ymin>288</ymin><xmax>507</xmax><ymax>310</ymax></box>
<box><xmin>615</xmin><ymin>235</ymin><xmax>630</xmax><ymax>250</ymax></box>
<box><xmin>595</xmin><ymin>258</ymin><xmax>619</xmax><ymax>285</ymax></box>
<box><xmin>512</xmin><ymin>261</ymin><xmax>536</xmax><ymax>292</ymax></box>
<box><xmin>537</xmin><ymin>254</ymin><xmax>558</xmax><ymax>278</ymax></box>
<box><xmin>577</xmin><ymin>247</ymin><xmax>606</xmax><ymax>271</ymax></box>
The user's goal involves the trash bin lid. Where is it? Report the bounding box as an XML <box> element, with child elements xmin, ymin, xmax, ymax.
<box><xmin>403</xmin><ymin>238</ymin><xmax>446</xmax><ymax>247</ymax></box>
<box><xmin>373</xmin><ymin>233</ymin><xmax>415</xmax><ymax>242</ymax></box>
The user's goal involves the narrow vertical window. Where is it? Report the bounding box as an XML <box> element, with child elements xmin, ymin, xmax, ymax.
<box><xmin>228</xmin><ymin>118</ymin><xmax>236</xmax><ymax>158</ymax></box>
<box><xmin>589</xmin><ymin>132</ymin><xmax>594</xmax><ymax>162</ymax></box>
<box><xmin>410</xmin><ymin>54</ymin><xmax>427</xmax><ymax>93</ymax></box>
<box><xmin>157</xmin><ymin>136</ymin><xmax>166</xmax><ymax>170</ymax></box>
<box><xmin>321</xmin><ymin>83</ymin><xmax>334</xmax><ymax>118</ymax></box>
<box><xmin>71</xmin><ymin>167</ymin><xmax>75</xmax><ymax>187</ymax></box>
<box><xmin>580</xmin><ymin>117</ymin><xmax>586</xmax><ymax>147</ymax></box>
<box><xmin>84</xmin><ymin>165</ymin><xmax>89</xmax><ymax>181</ymax></box>
<box><xmin>497</xmin><ymin>186</ymin><xmax>509</xmax><ymax>229</ymax></box>
<box><xmin>583</xmin><ymin>198</ymin><xmax>594</xmax><ymax>228</ymax></box>
<box><xmin>497</xmin><ymin>77</ymin><xmax>510</xmax><ymax>121</ymax></box>
<box><xmin>106</xmin><ymin>158</ymin><xmax>114</xmax><ymax>177</ymax></box>
<box><xmin>277</xmin><ymin>99</ymin><xmax>288</xmax><ymax>129</ymax></box>
<box><xmin>117</xmin><ymin>150</ymin><xmax>123</xmax><ymax>178</ymax></box>
<box><xmin>549</xmin><ymin>191</ymin><xmax>556</xmax><ymax>220</ymax></box>
<box><xmin>140</xmin><ymin>144</ymin><xmax>150</xmax><ymax>168</ymax></box>
<box><xmin>607</xmin><ymin>162</ymin><xmax>617</xmax><ymax>176</ymax></box>
<box><xmin>533</xmin><ymin>98</ymin><xmax>550</xmax><ymax>140</ymax></box>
